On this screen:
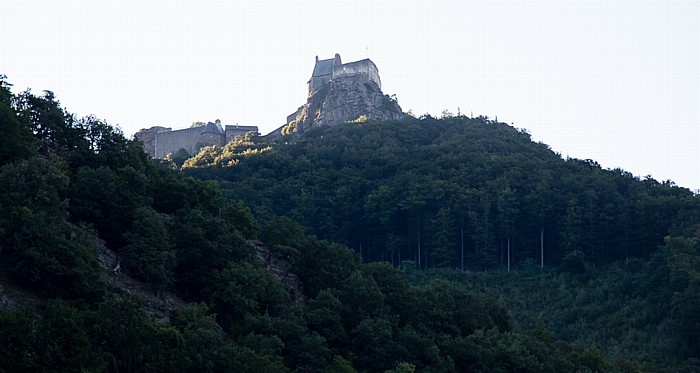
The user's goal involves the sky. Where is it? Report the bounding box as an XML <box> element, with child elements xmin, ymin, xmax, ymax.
<box><xmin>2</xmin><ymin>0</ymin><xmax>699</xmax><ymax>191</ymax></box>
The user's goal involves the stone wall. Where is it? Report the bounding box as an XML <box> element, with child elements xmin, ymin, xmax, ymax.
<box><xmin>136</xmin><ymin>124</ymin><xmax>259</xmax><ymax>159</ymax></box>
<box><xmin>332</xmin><ymin>59</ymin><xmax>381</xmax><ymax>89</ymax></box>
<box><xmin>225</xmin><ymin>125</ymin><xmax>258</xmax><ymax>141</ymax></box>
<box><xmin>201</xmin><ymin>132</ymin><xmax>225</xmax><ymax>148</ymax></box>
<box><xmin>134</xmin><ymin>126</ymin><xmax>171</xmax><ymax>158</ymax></box>
<box><xmin>308</xmin><ymin>74</ymin><xmax>332</xmax><ymax>93</ymax></box>
<box><xmin>287</xmin><ymin>105</ymin><xmax>304</xmax><ymax>124</ymax></box>
<box><xmin>155</xmin><ymin>127</ymin><xmax>222</xmax><ymax>158</ymax></box>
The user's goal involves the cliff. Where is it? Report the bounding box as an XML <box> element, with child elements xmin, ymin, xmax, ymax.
<box><xmin>270</xmin><ymin>76</ymin><xmax>404</xmax><ymax>139</ymax></box>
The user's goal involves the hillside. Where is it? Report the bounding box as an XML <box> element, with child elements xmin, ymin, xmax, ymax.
<box><xmin>181</xmin><ymin>114</ymin><xmax>700</xmax><ymax>370</ymax></box>
<box><xmin>184</xmin><ymin>115</ymin><xmax>700</xmax><ymax>270</ymax></box>
<box><xmin>2</xmin><ymin>77</ymin><xmax>699</xmax><ymax>371</ymax></box>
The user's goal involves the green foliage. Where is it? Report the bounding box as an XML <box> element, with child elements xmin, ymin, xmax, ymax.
<box><xmin>207</xmin><ymin>261</ymin><xmax>288</xmax><ymax>328</ymax></box>
<box><xmin>35</xmin><ymin>301</ymin><xmax>105</xmax><ymax>371</ymax></box>
<box><xmin>330</xmin><ymin>355</ymin><xmax>357</xmax><ymax>373</ymax></box>
<box><xmin>261</xmin><ymin>216</ymin><xmax>306</xmax><ymax>249</ymax></box>
<box><xmin>406</xmin><ymin>254</ymin><xmax>700</xmax><ymax>370</ymax></box>
<box><xmin>0</xmin><ymin>76</ymin><xmax>33</xmax><ymax>164</ymax></box>
<box><xmin>0</xmin><ymin>302</ymin><xmax>105</xmax><ymax>372</ymax></box>
<box><xmin>563</xmin><ymin>250</ymin><xmax>586</xmax><ymax>274</ymax></box>
<box><xmin>282</xmin><ymin>119</ymin><xmax>297</xmax><ymax>136</ymax></box>
<box><xmin>384</xmin><ymin>362</ymin><xmax>416</xmax><ymax>373</ymax></box>
<box><xmin>172</xmin><ymin>207</ymin><xmax>254</xmax><ymax>299</ymax></box>
<box><xmin>184</xmin><ymin>116</ymin><xmax>700</xmax><ymax>272</ymax></box>
<box><xmin>221</xmin><ymin>200</ymin><xmax>259</xmax><ymax>239</ymax></box>
<box><xmin>665</xmin><ymin>236</ymin><xmax>700</xmax><ymax>356</ymax></box>
<box><xmin>0</xmin><ymin>158</ymin><xmax>102</xmax><ymax>298</ymax></box>
<box><xmin>122</xmin><ymin>207</ymin><xmax>176</xmax><ymax>291</ymax></box>
<box><xmin>351</xmin><ymin>317</ymin><xmax>401</xmax><ymax>371</ymax></box>
<box><xmin>295</xmin><ymin>238</ymin><xmax>362</xmax><ymax>298</ymax></box>
<box><xmin>2</xmin><ymin>78</ymin><xmax>699</xmax><ymax>371</ymax></box>
<box><xmin>0</xmin><ymin>308</ymin><xmax>37</xmax><ymax>371</ymax></box>
<box><xmin>168</xmin><ymin>147</ymin><xmax>191</xmax><ymax>167</ymax></box>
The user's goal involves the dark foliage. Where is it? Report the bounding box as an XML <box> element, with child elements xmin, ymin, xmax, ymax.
<box><xmin>1</xmin><ymin>77</ymin><xmax>698</xmax><ymax>371</ymax></box>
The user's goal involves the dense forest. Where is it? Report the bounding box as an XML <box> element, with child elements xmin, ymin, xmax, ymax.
<box><xmin>184</xmin><ymin>115</ymin><xmax>700</xmax><ymax>271</ymax></box>
<box><xmin>1</xmin><ymin>76</ymin><xmax>699</xmax><ymax>372</ymax></box>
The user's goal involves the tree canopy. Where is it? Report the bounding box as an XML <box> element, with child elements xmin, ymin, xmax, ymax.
<box><xmin>1</xmin><ymin>76</ymin><xmax>699</xmax><ymax>371</ymax></box>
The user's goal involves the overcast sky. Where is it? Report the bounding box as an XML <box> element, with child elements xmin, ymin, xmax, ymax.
<box><xmin>2</xmin><ymin>1</ymin><xmax>698</xmax><ymax>190</ymax></box>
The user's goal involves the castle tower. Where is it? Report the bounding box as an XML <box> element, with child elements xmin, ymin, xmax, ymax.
<box><xmin>333</xmin><ymin>53</ymin><xmax>342</xmax><ymax>67</ymax></box>
<box><xmin>308</xmin><ymin>54</ymin><xmax>339</xmax><ymax>94</ymax></box>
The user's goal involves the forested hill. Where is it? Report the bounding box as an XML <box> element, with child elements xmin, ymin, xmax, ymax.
<box><xmin>2</xmin><ymin>77</ymin><xmax>700</xmax><ymax>371</ymax></box>
<box><xmin>183</xmin><ymin>115</ymin><xmax>700</xmax><ymax>270</ymax></box>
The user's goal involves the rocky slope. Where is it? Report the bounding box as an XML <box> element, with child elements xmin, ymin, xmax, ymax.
<box><xmin>2</xmin><ymin>238</ymin><xmax>303</xmax><ymax>326</ymax></box>
<box><xmin>250</xmin><ymin>240</ymin><xmax>305</xmax><ymax>306</ymax></box>
<box><xmin>269</xmin><ymin>76</ymin><xmax>404</xmax><ymax>139</ymax></box>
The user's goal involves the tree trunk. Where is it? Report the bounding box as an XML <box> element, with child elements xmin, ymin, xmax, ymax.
<box><xmin>507</xmin><ymin>237</ymin><xmax>511</xmax><ymax>272</ymax></box>
<box><xmin>417</xmin><ymin>224</ymin><xmax>421</xmax><ymax>270</ymax></box>
<box><xmin>540</xmin><ymin>226</ymin><xmax>544</xmax><ymax>269</ymax></box>
<box><xmin>461</xmin><ymin>226</ymin><xmax>465</xmax><ymax>271</ymax></box>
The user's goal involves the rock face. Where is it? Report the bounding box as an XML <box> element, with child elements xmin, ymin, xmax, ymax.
<box><xmin>267</xmin><ymin>55</ymin><xmax>404</xmax><ymax>140</ymax></box>
<box><xmin>97</xmin><ymin>241</ymin><xmax>185</xmax><ymax>325</ymax></box>
<box><xmin>250</xmin><ymin>240</ymin><xmax>305</xmax><ymax>306</ymax></box>
<box><xmin>284</xmin><ymin>77</ymin><xmax>404</xmax><ymax>137</ymax></box>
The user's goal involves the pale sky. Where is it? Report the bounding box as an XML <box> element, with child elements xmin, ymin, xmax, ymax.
<box><xmin>2</xmin><ymin>1</ymin><xmax>699</xmax><ymax>191</ymax></box>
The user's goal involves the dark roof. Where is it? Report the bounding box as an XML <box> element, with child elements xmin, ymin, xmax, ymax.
<box><xmin>225</xmin><ymin>125</ymin><xmax>258</xmax><ymax>131</ymax></box>
<box><xmin>312</xmin><ymin>58</ymin><xmax>334</xmax><ymax>77</ymax></box>
<box><xmin>201</xmin><ymin>122</ymin><xmax>224</xmax><ymax>134</ymax></box>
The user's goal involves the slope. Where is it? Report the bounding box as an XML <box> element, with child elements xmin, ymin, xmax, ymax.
<box><xmin>184</xmin><ymin>115</ymin><xmax>700</xmax><ymax>270</ymax></box>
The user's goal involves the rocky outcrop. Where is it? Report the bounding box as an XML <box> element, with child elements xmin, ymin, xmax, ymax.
<box><xmin>274</xmin><ymin>76</ymin><xmax>404</xmax><ymax>139</ymax></box>
<box><xmin>0</xmin><ymin>280</ymin><xmax>41</xmax><ymax>312</ymax></box>
<box><xmin>0</xmin><ymin>241</ymin><xmax>186</xmax><ymax>326</ymax></box>
<box><xmin>250</xmin><ymin>240</ymin><xmax>305</xmax><ymax>306</ymax></box>
<box><xmin>97</xmin><ymin>242</ymin><xmax>185</xmax><ymax>325</ymax></box>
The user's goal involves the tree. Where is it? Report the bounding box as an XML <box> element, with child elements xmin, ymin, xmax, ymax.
<box><xmin>351</xmin><ymin>317</ymin><xmax>400</xmax><ymax>371</ymax></box>
<box><xmin>0</xmin><ymin>157</ymin><xmax>102</xmax><ymax>298</ymax></box>
<box><xmin>498</xmin><ymin>185</ymin><xmax>517</xmax><ymax>271</ymax></box>
<box><xmin>0</xmin><ymin>75</ymin><xmax>33</xmax><ymax>164</ymax></box>
<box><xmin>169</xmin><ymin>147</ymin><xmax>191</xmax><ymax>168</ymax></box>
<box><xmin>432</xmin><ymin>207</ymin><xmax>456</xmax><ymax>267</ymax></box>
<box><xmin>122</xmin><ymin>207</ymin><xmax>176</xmax><ymax>292</ymax></box>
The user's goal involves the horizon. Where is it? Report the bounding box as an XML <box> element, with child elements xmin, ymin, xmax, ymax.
<box><xmin>1</xmin><ymin>0</ymin><xmax>698</xmax><ymax>191</ymax></box>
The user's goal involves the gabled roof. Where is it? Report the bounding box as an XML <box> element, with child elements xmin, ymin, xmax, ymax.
<box><xmin>312</xmin><ymin>58</ymin><xmax>334</xmax><ymax>77</ymax></box>
<box><xmin>201</xmin><ymin>121</ymin><xmax>224</xmax><ymax>134</ymax></box>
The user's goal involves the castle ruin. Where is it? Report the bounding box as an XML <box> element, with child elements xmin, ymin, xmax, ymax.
<box><xmin>307</xmin><ymin>53</ymin><xmax>381</xmax><ymax>94</ymax></box>
<box><xmin>270</xmin><ymin>53</ymin><xmax>402</xmax><ymax>138</ymax></box>
<box><xmin>135</xmin><ymin>120</ymin><xmax>258</xmax><ymax>159</ymax></box>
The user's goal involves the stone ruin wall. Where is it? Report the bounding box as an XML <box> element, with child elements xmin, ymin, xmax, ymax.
<box><xmin>225</xmin><ymin>127</ymin><xmax>254</xmax><ymax>140</ymax></box>
<box><xmin>308</xmin><ymin>75</ymin><xmax>332</xmax><ymax>94</ymax></box>
<box><xmin>332</xmin><ymin>60</ymin><xmax>381</xmax><ymax>90</ymax></box>
<box><xmin>134</xmin><ymin>126</ymin><xmax>170</xmax><ymax>158</ymax></box>
<box><xmin>153</xmin><ymin>128</ymin><xmax>223</xmax><ymax>159</ymax></box>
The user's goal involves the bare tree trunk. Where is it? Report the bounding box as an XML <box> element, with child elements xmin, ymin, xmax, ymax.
<box><xmin>461</xmin><ymin>226</ymin><xmax>465</xmax><ymax>271</ymax></box>
<box><xmin>540</xmin><ymin>226</ymin><xmax>544</xmax><ymax>269</ymax></box>
<box><xmin>417</xmin><ymin>224</ymin><xmax>421</xmax><ymax>270</ymax></box>
<box><xmin>507</xmin><ymin>237</ymin><xmax>511</xmax><ymax>272</ymax></box>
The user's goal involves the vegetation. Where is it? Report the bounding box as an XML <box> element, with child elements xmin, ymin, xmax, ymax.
<box><xmin>1</xmin><ymin>76</ymin><xmax>699</xmax><ymax>371</ymax></box>
<box><xmin>184</xmin><ymin>115</ymin><xmax>700</xmax><ymax>271</ymax></box>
